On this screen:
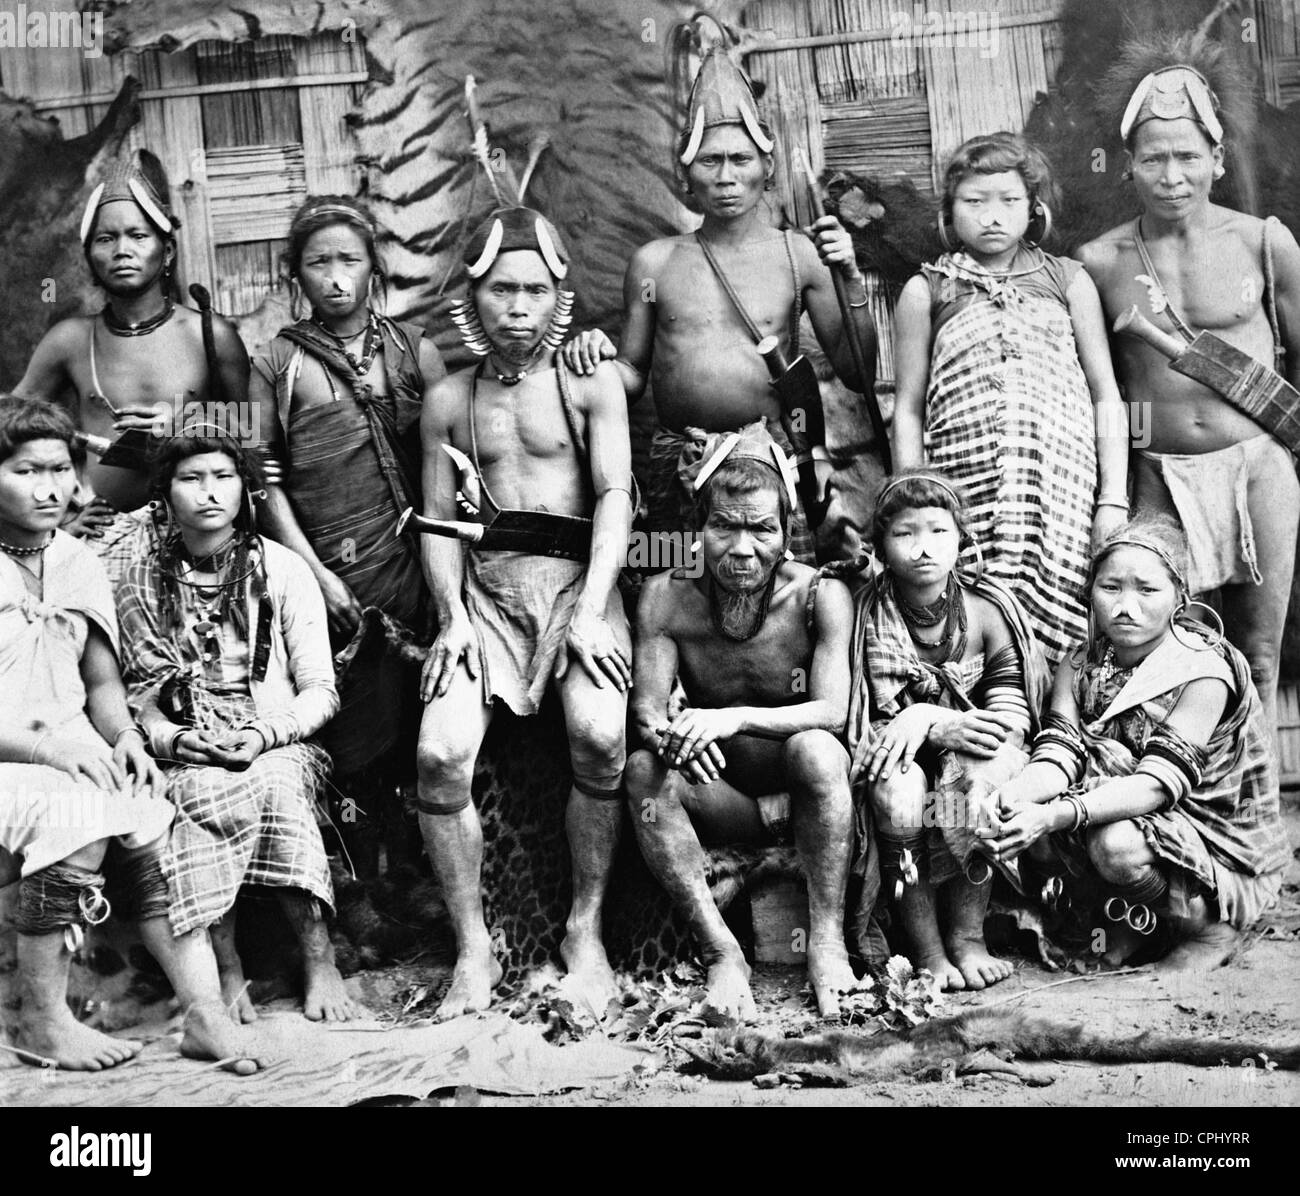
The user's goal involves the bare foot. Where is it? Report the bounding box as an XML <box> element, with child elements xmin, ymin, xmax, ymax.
<box><xmin>14</xmin><ymin>1009</ymin><xmax>141</xmax><ymax>1071</ymax></box>
<box><xmin>807</xmin><ymin>939</ymin><xmax>861</xmax><ymax>1018</ymax></box>
<box><xmin>1159</xmin><ymin>920</ymin><xmax>1238</xmax><ymax>972</ymax></box>
<box><xmin>180</xmin><ymin>1000</ymin><xmax>264</xmax><ymax>1075</ymax></box>
<box><xmin>945</xmin><ymin>934</ymin><xmax>1014</xmax><ymax>990</ymax></box>
<box><xmin>435</xmin><ymin>944</ymin><xmax>503</xmax><ymax>1022</ymax></box>
<box><xmin>703</xmin><ymin>954</ymin><xmax>757</xmax><ymax>1022</ymax></box>
<box><xmin>559</xmin><ymin>929</ymin><xmax>619</xmax><ymax>1016</ymax></box>
<box><xmin>220</xmin><ymin>968</ymin><xmax>258</xmax><ymax>1024</ymax></box>
<box><xmin>916</xmin><ymin>950</ymin><xmax>966</xmax><ymax>993</ymax></box>
<box><xmin>303</xmin><ymin>957</ymin><xmax>368</xmax><ymax>1022</ymax></box>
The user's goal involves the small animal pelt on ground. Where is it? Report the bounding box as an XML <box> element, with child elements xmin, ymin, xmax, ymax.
<box><xmin>680</xmin><ymin>1007</ymin><xmax>1300</xmax><ymax>1087</ymax></box>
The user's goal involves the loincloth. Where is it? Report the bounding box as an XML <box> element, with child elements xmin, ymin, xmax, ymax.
<box><xmin>1137</xmin><ymin>434</ymin><xmax>1281</xmax><ymax>593</ymax></box>
<box><xmin>646</xmin><ymin>419</ymin><xmax>815</xmax><ymax>565</ymax></box>
<box><xmin>464</xmin><ymin>550</ymin><xmax>630</xmax><ymax>717</ymax></box>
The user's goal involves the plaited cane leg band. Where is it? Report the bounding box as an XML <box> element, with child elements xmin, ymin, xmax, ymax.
<box><xmin>414</xmin><ymin>793</ymin><xmax>473</xmax><ymax>815</ymax></box>
<box><xmin>111</xmin><ymin>848</ymin><xmax>172</xmax><ymax>923</ymax></box>
<box><xmin>880</xmin><ymin>833</ymin><xmax>926</xmax><ymax>904</ymax></box>
<box><xmin>571</xmin><ymin>770</ymin><xmax>625</xmax><ymax>800</ymax></box>
<box><xmin>13</xmin><ymin>863</ymin><xmax>110</xmax><ymax>936</ymax></box>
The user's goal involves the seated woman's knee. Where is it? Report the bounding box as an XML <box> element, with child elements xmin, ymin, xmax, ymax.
<box><xmin>65</xmin><ymin>839</ymin><xmax>109</xmax><ymax>871</ymax></box>
<box><xmin>1087</xmin><ymin>819</ymin><xmax>1152</xmax><ymax>884</ymax></box>
<box><xmin>870</xmin><ymin>770</ymin><xmax>927</xmax><ymax>835</ymax></box>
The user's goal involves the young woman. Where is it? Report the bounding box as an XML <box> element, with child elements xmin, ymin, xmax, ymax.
<box><xmin>848</xmin><ymin>469</ymin><xmax>1048</xmax><ymax>991</ymax></box>
<box><xmin>249</xmin><ymin>194</ymin><xmax>443</xmax><ymax>874</ymax></box>
<box><xmin>983</xmin><ymin>515</ymin><xmax>1290</xmax><ymax>970</ymax></box>
<box><xmin>116</xmin><ymin>430</ymin><xmax>362</xmax><ymax>1022</ymax></box>
<box><xmin>891</xmin><ymin>132</ymin><xmax>1129</xmax><ymax>666</ymax></box>
<box><xmin>0</xmin><ymin>397</ymin><xmax>258</xmax><ymax>1072</ymax></box>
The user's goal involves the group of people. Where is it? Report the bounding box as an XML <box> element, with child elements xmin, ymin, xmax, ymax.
<box><xmin>0</xmin><ymin>41</ymin><xmax>1292</xmax><ymax>1075</ymax></box>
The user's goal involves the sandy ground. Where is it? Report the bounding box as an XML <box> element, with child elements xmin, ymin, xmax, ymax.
<box><xmin>350</xmin><ymin>798</ymin><xmax>1300</xmax><ymax>1108</ymax></box>
<box><xmin>3</xmin><ymin>803</ymin><xmax>1298</xmax><ymax>1109</ymax></box>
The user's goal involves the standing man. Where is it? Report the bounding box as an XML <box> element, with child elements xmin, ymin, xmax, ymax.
<box><xmin>563</xmin><ymin>49</ymin><xmax>876</xmax><ymax>562</ymax></box>
<box><xmin>250</xmin><ymin>196</ymin><xmax>446</xmax><ymax>868</ymax></box>
<box><xmin>1080</xmin><ymin>43</ymin><xmax>1300</xmax><ymax>731</ymax></box>
<box><xmin>14</xmin><ymin>155</ymin><xmax>250</xmax><ymax>582</ymax></box>
<box><xmin>415</xmin><ymin>206</ymin><xmax>634</xmax><ymax>1020</ymax></box>
<box><xmin>625</xmin><ymin>424</ymin><xmax>857</xmax><ymax>1019</ymax></box>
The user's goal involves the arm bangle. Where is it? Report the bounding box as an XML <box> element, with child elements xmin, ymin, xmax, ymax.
<box><xmin>113</xmin><ymin>726</ymin><xmax>142</xmax><ymax>745</ymax></box>
<box><xmin>28</xmin><ymin>731</ymin><xmax>51</xmax><ymax>764</ymax></box>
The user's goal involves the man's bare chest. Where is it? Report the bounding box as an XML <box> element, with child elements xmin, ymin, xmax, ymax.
<box><xmin>460</xmin><ymin>382</ymin><xmax>579</xmax><ymax>470</ymax></box>
<box><xmin>80</xmin><ymin>324</ymin><xmax>208</xmax><ymax>407</ymax></box>
<box><xmin>678</xmin><ymin>616</ymin><xmax>811</xmax><ymax>702</ymax></box>
<box><xmin>658</xmin><ymin>249</ymin><xmax>796</xmax><ymax>335</ymax></box>
<box><xmin>1110</xmin><ymin>240</ymin><xmax>1266</xmax><ymax>337</ymax></box>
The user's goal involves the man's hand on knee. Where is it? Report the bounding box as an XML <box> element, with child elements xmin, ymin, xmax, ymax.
<box><xmin>421</xmin><ymin>612</ymin><xmax>479</xmax><ymax>702</ymax></box>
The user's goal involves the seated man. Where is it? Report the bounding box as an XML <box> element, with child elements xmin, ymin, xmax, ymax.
<box><xmin>625</xmin><ymin>423</ymin><xmax>857</xmax><ymax>1019</ymax></box>
<box><xmin>0</xmin><ymin>396</ymin><xmax>259</xmax><ymax>1072</ymax></box>
<box><xmin>415</xmin><ymin>206</ymin><xmax>634</xmax><ymax>1020</ymax></box>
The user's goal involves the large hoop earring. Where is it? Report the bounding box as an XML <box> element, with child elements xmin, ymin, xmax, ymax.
<box><xmin>367</xmin><ymin>271</ymin><xmax>388</xmax><ymax>316</ymax></box>
<box><xmin>1170</xmin><ymin>599</ymin><xmax>1226</xmax><ymax>651</ymax></box>
<box><xmin>955</xmin><ymin>534</ymin><xmax>985</xmax><ymax>586</ymax></box>
<box><xmin>148</xmin><ymin>496</ymin><xmax>176</xmax><ymax>544</ymax></box>
<box><xmin>936</xmin><ymin>209</ymin><xmax>955</xmax><ymax>251</ymax></box>
<box><xmin>1025</xmin><ymin>201</ymin><xmax>1052</xmax><ymax>246</ymax></box>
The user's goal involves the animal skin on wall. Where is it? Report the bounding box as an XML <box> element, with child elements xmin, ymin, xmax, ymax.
<box><xmin>0</xmin><ymin>0</ymin><xmax>698</xmax><ymax>389</ymax></box>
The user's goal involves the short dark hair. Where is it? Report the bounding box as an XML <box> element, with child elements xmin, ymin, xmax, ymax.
<box><xmin>1091</xmin><ymin>513</ymin><xmax>1191</xmax><ymax>595</ymax></box>
<box><xmin>149</xmin><ymin>431</ymin><xmax>264</xmax><ymax>539</ymax></box>
<box><xmin>0</xmin><ymin>395</ymin><xmax>78</xmax><ymax>464</ymax></box>
<box><xmin>872</xmin><ymin>469</ymin><xmax>968</xmax><ymax>554</ymax></box>
<box><xmin>940</xmin><ymin>132</ymin><xmax>1059</xmax><ymax>228</ymax></box>
<box><xmin>285</xmin><ymin>194</ymin><xmax>385</xmax><ymax>291</ymax></box>
<box><xmin>696</xmin><ymin>457</ymin><xmax>791</xmax><ymax>533</ymax></box>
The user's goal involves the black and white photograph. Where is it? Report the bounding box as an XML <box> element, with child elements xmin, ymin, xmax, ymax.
<box><xmin>0</xmin><ymin>0</ymin><xmax>1296</xmax><ymax>1144</ymax></box>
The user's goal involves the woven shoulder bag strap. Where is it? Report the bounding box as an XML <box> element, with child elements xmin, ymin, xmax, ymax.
<box><xmin>1263</xmin><ymin>215</ymin><xmax>1286</xmax><ymax>372</ymax></box>
<box><xmin>694</xmin><ymin>231</ymin><xmax>764</xmax><ymax>343</ymax></box>
<box><xmin>785</xmin><ymin>228</ymin><xmax>802</xmax><ymax>358</ymax></box>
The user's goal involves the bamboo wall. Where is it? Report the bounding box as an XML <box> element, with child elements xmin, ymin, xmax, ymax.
<box><xmin>740</xmin><ymin>0</ymin><xmax>1300</xmax><ymax>384</ymax></box>
<box><xmin>742</xmin><ymin>0</ymin><xmax>1065</xmax><ymax>384</ymax></box>
<box><xmin>0</xmin><ymin>9</ymin><xmax>364</xmax><ymax>316</ymax></box>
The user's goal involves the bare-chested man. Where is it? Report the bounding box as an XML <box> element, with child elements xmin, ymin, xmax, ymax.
<box><xmin>1080</xmin><ymin>48</ymin><xmax>1300</xmax><ymax>732</ymax></box>
<box><xmin>625</xmin><ymin>424</ymin><xmax>858</xmax><ymax>1019</ymax></box>
<box><xmin>416</xmin><ymin>206</ymin><xmax>633</xmax><ymax>1020</ymax></box>
<box><xmin>14</xmin><ymin>157</ymin><xmax>249</xmax><ymax>580</ymax></box>
<box><xmin>563</xmin><ymin>48</ymin><xmax>875</xmax><ymax>561</ymax></box>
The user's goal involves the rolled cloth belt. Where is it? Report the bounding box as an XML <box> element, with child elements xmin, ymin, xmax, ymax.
<box><xmin>13</xmin><ymin>862</ymin><xmax>110</xmax><ymax>935</ymax></box>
